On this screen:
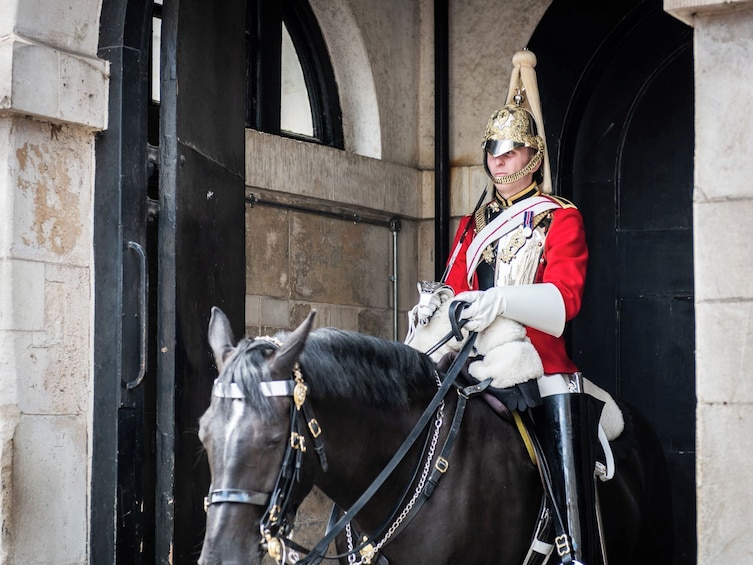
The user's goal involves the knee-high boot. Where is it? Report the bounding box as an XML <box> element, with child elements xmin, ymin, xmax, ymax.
<box><xmin>532</xmin><ymin>391</ymin><xmax>606</xmax><ymax>565</ymax></box>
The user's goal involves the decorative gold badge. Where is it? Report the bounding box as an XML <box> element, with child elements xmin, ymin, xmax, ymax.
<box><xmin>482</xmin><ymin>245</ymin><xmax>496</xmax><ymax>264</ymax></box>
<box><xmin>498</xmin><ymin>227</ymin><xmax>528</xmax><ymax>264</ymax></box>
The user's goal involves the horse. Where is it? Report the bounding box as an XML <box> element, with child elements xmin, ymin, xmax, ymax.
<box><xmin>198</xmin><ymin>307</ymin><xmax>674</xmax><ymax>565</ymax></box>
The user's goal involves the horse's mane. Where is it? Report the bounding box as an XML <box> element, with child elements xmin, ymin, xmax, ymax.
<box><xmin>217</xmin><ymin>328</ymin><xmax>438</xmax><ymax>419</ymax></box>
<box><xmin>300</xmin><ymin>328</ymin><xmax>438</xmax><ymax>405</ymax></box>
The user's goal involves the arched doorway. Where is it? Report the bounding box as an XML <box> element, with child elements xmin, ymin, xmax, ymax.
<box><xmin>530</xmin><ymin>2</ymin><xmax>695</xmax><ymax>562</ymax></box>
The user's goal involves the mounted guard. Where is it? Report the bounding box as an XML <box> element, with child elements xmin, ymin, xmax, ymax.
<box><xmin>406</xmin><ymin>49</ymin><xmax>618</xmax><ymax>565</ymax></box>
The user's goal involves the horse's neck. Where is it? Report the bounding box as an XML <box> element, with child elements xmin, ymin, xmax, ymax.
<box><xmin>311</xmin><ymin>396</ymin><xmax>439</xmax><ymax>520</ymax></box>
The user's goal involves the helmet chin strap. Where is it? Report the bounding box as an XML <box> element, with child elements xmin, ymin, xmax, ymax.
<box><xmin>490</xmin><ymin>149</ymin><xmax>543</xmax><ymax>185</ymax></box>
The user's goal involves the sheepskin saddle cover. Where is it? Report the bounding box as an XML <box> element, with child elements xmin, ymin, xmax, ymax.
<box><xmin>406</xmin><ymin>298</ymin><xmax>624</xmax><ymax>440</ymax></box>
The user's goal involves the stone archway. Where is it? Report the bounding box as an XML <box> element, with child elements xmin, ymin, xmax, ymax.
<box><xmin>310</xmin><ymin>0</ymin><xmax>382</xmax><ymax>158</ymax></box>
<box><xmin>530</xmin><ymin>2</ymin><xmax>695</xmax><ymax>562</ymax></box>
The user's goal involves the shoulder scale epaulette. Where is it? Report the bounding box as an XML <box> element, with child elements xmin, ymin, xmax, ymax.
<box><xmin>473</xmin><ymin>206</ymin><xmax>487</xmax><ymax>233</ymax></box>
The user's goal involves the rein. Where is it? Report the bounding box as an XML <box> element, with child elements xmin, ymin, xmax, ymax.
<box><xmin>205</xmin><ymin>303</ymin><xmax>479</xmax><ymax>565</ymax></box>
<box><xmin>297</xmin><ymin>330</ymin><xmax>478</xmax><ymax>565</ymax></box>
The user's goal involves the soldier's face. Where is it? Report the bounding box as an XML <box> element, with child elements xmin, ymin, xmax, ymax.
<box><xmin>486</xmin><ymin>148</ymin><xmax>533</xmax><ymax>178</ymax></box>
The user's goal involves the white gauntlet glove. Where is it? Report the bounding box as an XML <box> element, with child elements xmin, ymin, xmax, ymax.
<box><xmin>456</xmin><ymin>289</ymin><xmax>505</xmax><ymax>333</ymax></box>
<box><xmin>405</xmin><ymin>281</ymin><xmax>455</xmax><ymax>344</ymax></box>
<box><xmin>457</xmin><ymin>283</ymin><xmax>566</xmax><ymax>337</ymax></box>
<box><xmin>413</xmin><ymin>281</ymin><xmax>455</xmax><ymax>325</ymax></box>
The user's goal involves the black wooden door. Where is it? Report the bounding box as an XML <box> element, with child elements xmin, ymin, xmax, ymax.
<box><xmin>157</xmin><ymin>0</ymin><xmax>246</xmax><ymax>562</ymax></box>
<box><xmin>530</xmin><ymin>2</ymin><xmax>695</xmax><ymax>563</ymax></box>
<box><xmin>94</xmin><ymin>1</ymin><xmax>156</xmax><ymax>562</ymax></box>
<box><xmin>94</xmin><ymin>1</ymin><xmax>246</xmax><ymax>562</ymax></box>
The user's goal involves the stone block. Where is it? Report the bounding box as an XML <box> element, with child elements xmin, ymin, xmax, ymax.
<box><xmin>6</xmin><ymin>118</ymin><xmax>93</xmax><ymax>265</ymax></box>
<box><xmin>396</xmin><ymin>218</ymin><xmax>419</xmax><ymax>308</ymax></box>
<box><xmin>0</xmin><ymin>404</ymin><xmax>19</xmax><ymax>558</ymax></box>
<box><xmin>290</xmin><ymin>302</ymin><xmax>316</xmax><ymax>330</ymax></box>
<box><xmin>0</xmin><ymin>39</ymin><xmax>107</xmax><ymax>129</ymax></box>
<box><xmin>245</xmin><ymin>130</ymin><xmax>421</xmax><ymax>219</ymax></box>
<box><xmin>0</xmin><ymin>261</ymin><xmax>88</xmax><ymax>415</ymax></box>
<box><xmin>260</xmin><ymin>297</ymin><xmax>291</xmax><ymax>329</ymax></box>
<box><xmin>17</xmin><ymin>264</ymin><xmax>89</xmax><ymax>414</ymax></box>
<box><xmin>696</xmin><ymin>301</ymin><xmax>753</xmax><ymax>404</ymax></box>
<box><xmin>289</xmin><ymin>213</ymin><xmax>390</xmax><ymax>308</ymax></box>
<box><xmin>697</xmin><ymin>403</ymin><xmax>753</xmax><ymax>562</ymax></box>
<box><xmin>15</xmin><ymin>0</ymin><xmax>103</xmax><ymax>55</ymax></box>
<box><xmin>245</xmin><ymin>294</ymin><xmax>262</xmax><ymax>327</ymax></box>
<box><xmin>357</xmin><ymin>308</ymin><xmax>392</xmax><ymax>338</ymax></box>
<box><xmin>694</xmin><ymin>199</ymin><xmax>753</xmax><ymax>301</ymax></box>
<box><xmin>419</xmin><ymin>169</ymin><xmax>434</xmax><ymax>220</ymax></box>
<box><xmin>450</xmin><ymin>165</ymin><xmax>470</xmax><ymax>219</ymax></box>
<box><xmin>58</xmin><ymin>49</ymin><xmax>110</xmax><ymax>128</ymax></box>
<box><xmin>0</xmin><ymin>120</ymin><xmax>12</xmax><ymax>257</ymax></box>
<box><xmin>245</xmin><ymin>205</ymin><xmax>290</xmax><ymax>299</ymax></box>
<box><xmin>449</xmin><ymin>164</ymin><xmax>488</xmax><ymax>218</ymax></box>
<box><xmin>694</xmin><ymin>10</ymin><xmax>753</xmax><ymax>200</ymax></box>
<box><xmin>416</xmin><ymin>219</ymin><xmax>436</xmax><ymax>281</ymax></box>
<box><xmin>11</xmin><ymin>414</ymin><xmax>87</xmax><ymax>564</ymax></box>
<box><xmin>0</xmin><ymin>258</ymin><xmax>45</xmax><ymax>332</ymax></box>
<box><xmin>327</xmin><ymin>306</ymin><xmax>359</xmax><ymax>331</ymax></box>
<box><xmin>0</xmin><ymin>331</ymin><xmax>24</xmax><ymax>406</ymax></box>
<box><xmin>8</xmin><ymin>41</ymin><xmax>59</xmax><ymax>119</ymax></box>
<box><xmin>666</xmin><ymin>0</ymin><xmax>753</xmax><ymax>26</ymax></box>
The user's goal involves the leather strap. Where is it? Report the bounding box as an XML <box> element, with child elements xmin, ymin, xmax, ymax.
<box><xmin>296</xmin><ymin>331</ymin><xmax>478</xmax><ymax>565</ymax></box>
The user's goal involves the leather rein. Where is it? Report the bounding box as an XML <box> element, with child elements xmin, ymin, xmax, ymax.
<box><xmin>205</xmin><ymin>303</ymin><xmax>480</xmax><ymax>565</ymax></box>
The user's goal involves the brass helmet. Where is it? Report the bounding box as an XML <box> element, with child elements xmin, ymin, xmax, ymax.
<box><xmin>481</xmin><ymin>49</ymin><xmax>551</xmax><ymax>192</ymax></box>
<box><xmin>481</xmin><ymin>101</ymin><xmax>544</xmax><ymax>185</ymax></box>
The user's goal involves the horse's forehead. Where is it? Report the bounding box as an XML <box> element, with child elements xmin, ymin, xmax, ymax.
<box><xmin>201</xmin><ymin>395</ymin><xmax>285</xmax><ymax>442</ymax></box>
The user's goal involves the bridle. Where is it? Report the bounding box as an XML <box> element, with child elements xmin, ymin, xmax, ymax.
<box><xmin>205</xmin><ymin>304</ymin><xmax>481</xmax><ymax>565</ymax></box>
<box><xmin>205</xmin><ymin>336</ymin><xmax>328</xmax><ymax>563</ymax></box>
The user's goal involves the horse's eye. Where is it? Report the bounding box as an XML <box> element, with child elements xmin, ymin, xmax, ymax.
<box><xmin>264</xmin><ymin>435</ymin><xmax>286</xmax><ymax>450</ymax></box>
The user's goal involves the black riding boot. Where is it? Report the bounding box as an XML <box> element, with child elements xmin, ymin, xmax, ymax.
<box><xmin>532</xmin><ymin>390</ymin><xmax>606</xmax><ymax>565</ymax></box>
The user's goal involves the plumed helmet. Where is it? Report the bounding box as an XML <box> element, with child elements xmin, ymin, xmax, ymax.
<box><xmin>482</xmin><ymin>103</ymin><xmax>544</xmax><ymax>157</ymax></box>
<box><xmin>481</xmin><ymin>49</ymin><xmax>552</xmax><ymax>192</ymax></box>
<box><xmin>481</xmin><ymin>101</ymin><xmax>545</xmax><ymax>185</ymax></box>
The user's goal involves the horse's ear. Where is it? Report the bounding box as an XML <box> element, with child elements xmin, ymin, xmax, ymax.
<box><xmin>208</xmin><ymin>307</ymin><xmax>236</xmax><ymax>373</ymax></box>
<box><xmin>268</xmin><ymin>311</ymin><xmax>316</xmax><ymax>380</ymax></box>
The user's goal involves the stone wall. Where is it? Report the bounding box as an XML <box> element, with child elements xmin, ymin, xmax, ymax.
<box><xmin>665</xmin><ymin>0</ymin><xmax>753</xmax><ymax>560</ymax></box>
<box><xmin>0</xmin><ymin>1</ymin><xmax>107</xmax><ymax>562</ymax></box>
<box><xmin>244</xmin><ymin>130</ymin><xmax>423</xmax><ymax>339</ymax></box>
<box><xmin>0</xmin><ymin>117</ymin><xmax>96</xmax><ymax>564</ymax></box>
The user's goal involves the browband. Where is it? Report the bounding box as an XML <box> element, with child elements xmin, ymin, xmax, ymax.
<box><xmin>212</xmin><ymin>378</ymin><xmax>296</xmax><ymax>399</ymax></box>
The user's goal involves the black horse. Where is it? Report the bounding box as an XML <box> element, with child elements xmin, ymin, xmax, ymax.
<box><xmin>198</xmin><ymin>307</ymin><xmax>673</xmax><ymax>565</ymax></box>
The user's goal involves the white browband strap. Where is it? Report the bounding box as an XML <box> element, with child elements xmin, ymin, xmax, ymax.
<box><xmin>212</xmin><ymin>378</ymin><xmax>295</xmax><ymax>399</ymax></box>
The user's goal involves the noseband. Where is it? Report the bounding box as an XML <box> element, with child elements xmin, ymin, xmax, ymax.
<box><xmin>204</xmin><ymin>337</ymin><xmax>328</xmax><ymax>562</ymax></box>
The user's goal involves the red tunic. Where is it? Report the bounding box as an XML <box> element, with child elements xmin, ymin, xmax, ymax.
<box><xmin>444</xmin><ymin>204</ymin><xmax>588</xmax><ymax>374</ymax></box>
